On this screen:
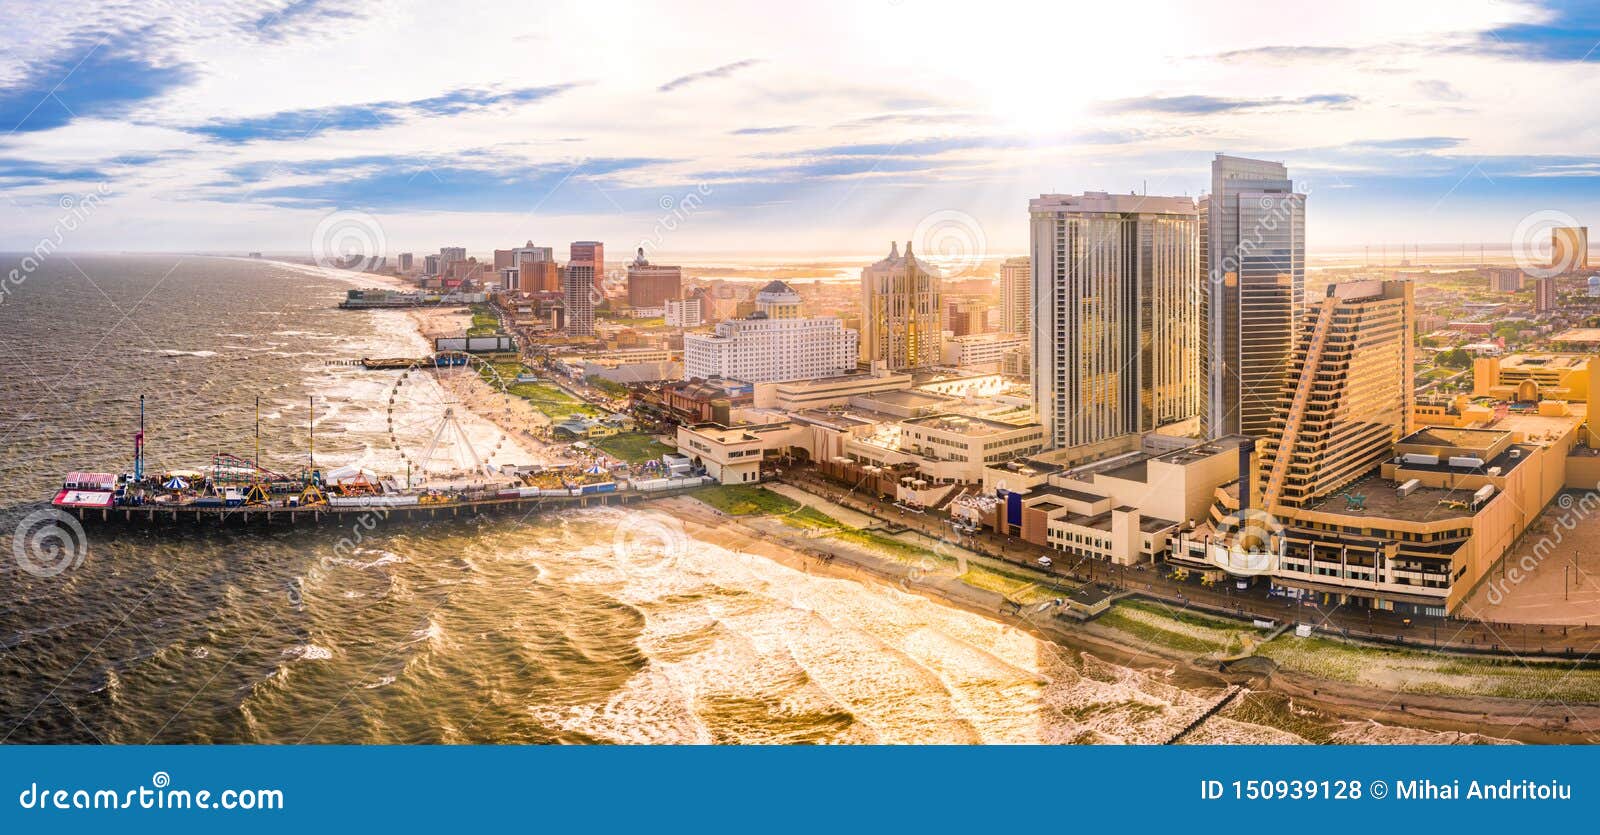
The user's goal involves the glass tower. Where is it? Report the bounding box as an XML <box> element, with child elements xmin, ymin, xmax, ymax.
<box><xmin>1200</xmin><ymin>154</ymin><xmax>1306</xmax><ymax>440</ymax></box>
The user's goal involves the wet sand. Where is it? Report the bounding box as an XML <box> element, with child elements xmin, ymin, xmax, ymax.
<box><xmin>656</xmin><ymin>495</ymin><xmax>1600</xmax><ymax>744</ymax></box>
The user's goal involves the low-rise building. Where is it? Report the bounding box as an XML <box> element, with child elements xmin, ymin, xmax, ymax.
<box><xmin>940</xmin><ymin>332</ymin><xmax>1029</xmax><ymax>372</ymax></box>
<box><xmin>676</xmin><ymin>422</ymin><xmax>791</xmax><ymax>484</ymax></box>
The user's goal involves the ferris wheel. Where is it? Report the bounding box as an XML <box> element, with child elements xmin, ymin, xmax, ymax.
<box><xmin>385</xmin><ymin>352</ymin><xmax>517</xmax><ymax>486</ymax></box>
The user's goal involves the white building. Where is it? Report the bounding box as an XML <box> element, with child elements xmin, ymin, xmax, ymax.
<box><xmin>665</xmin><ymin>290</ymin><xmax>706</xmax><ymax>328</ymax></box>
<box><xmin>942</xmin><ymin>332</ymin><xmax>1029</xmax><ymax>372</ymax></box>
<box><xmin>683</xmin><ymin>281</ymin><xmax>858</xmax><ymax>383</ymax></box>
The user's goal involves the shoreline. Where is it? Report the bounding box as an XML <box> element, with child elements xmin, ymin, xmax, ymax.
<box><xmin>653</xmin><ymin>493</ymin><xmax>1600</xmax><ymax>744</ymax></box>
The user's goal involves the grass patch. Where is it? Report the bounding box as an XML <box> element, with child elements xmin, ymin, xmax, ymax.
<box><xmin>833</xmin><ymin>529</ymin><xmax>939</xmax><ymax>560</ymax></box>
<box><xmin>693</xmin><ymin>485</ymin><xmax>802</xmax><ymax>516</ymax></box>
<box><xmin>586</xmin><ymin>376</ymin><xmax>628</xmax><ymax>398</ymax></box>
<box><xmin>483</xmin><ymin>362</ymin><xmax>601</xmax><ymax>420</ymax></box>
<box><xmin>958</xmin><ymin>564</ymin><xmax>1064</xmax><ymax>604</ymax></box>
<box><xmin>467</xmin><ymin>304</ymin><xmax>502</xmax><ymax>336</ymax></box>
<box><xmin>1096</xmin><ymin>599</ymin><xmax>1246</xmax><ymax>656</ymax></box>
<box><xmin>777</xmin><ymin>505</ymin><xmax>847</xmax><ymax>531</ymax></box>
<box><xmin>1259</xmin><ymin>635</ymin><xmax>1600</xmax><ymax>702</ymax></box>
<box><xmin>593</xmin><ymin>432</ymin><xmax>672</xmax><ymax>463</ymax></box>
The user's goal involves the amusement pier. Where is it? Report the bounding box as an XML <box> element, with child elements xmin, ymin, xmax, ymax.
<box><xmin>52</xmin><ymin>387</ymin><xmax>712</xmax><ymax>526</ymax></box>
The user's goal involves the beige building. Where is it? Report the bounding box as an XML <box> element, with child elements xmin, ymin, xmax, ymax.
<box><xmin>973</xmin><ymin>436</ymin><xmax>1248</xmax><ymax>566</ymax></box>
<box><xmin>999</xmin><ymin>255</ymin><xmax>1031</xmax><ymax>336</ymax></box>
<box><xmin>676</xmin><ymin>422</ymin><xmax>790</xmax><ymax>484</ymax></box>
<box><xmin>861</xmin><ymin>241</ymin><xmax>942</xmax><ymax>370</ymax></box>
<box><xmin>1029</xmin><ymin>192</ymin><xmax>1202</xmax><ymax>452</ymax></box>
<box><xmin>846</xmin><ymin>414</ymin><xmax>1046</xmax><ymax>486</ymax></box>
<box><xmin>1171</xmin><ymin>281</ymin><xmax>1587</xmax><ymax>616</ymax></box>
<box><xmin>1255</xmin><ymin>280</ymin><xmax>1415</xmax><ymax>511</ymax></box>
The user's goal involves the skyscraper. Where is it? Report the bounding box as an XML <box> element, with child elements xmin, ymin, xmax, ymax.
<box><xmin>1029</xmin><ymin>192</ymin><xmax>1202</xmax><ymax>451</ymax></box>
<box><xmin>999</xmin><ymin>255</ymin><xmax>1031</xmax><ymax>335</ymax></box>
<box><xmin>1254</xmin><ymin>280</ymin><xmax>1414</xmax><ymax>511</ymax></box>
<box><xmin>563</xmin><ymin>263</ymin><xmax>596</xmax><ymax>336</ymax></box>
<box><xmin>861</xmin><ymin>241</ymin><xmax>942</xmax><ymax>370</ymax></box>
<box><xmin>1200</xmin><ymin>154</ymin><xmax>1306</xmax><ymax>440</ymax></box>
<box><xmin>571</xmin><ymin>241</ymin><xmax>604</xmax><ymax>295</ymax></box>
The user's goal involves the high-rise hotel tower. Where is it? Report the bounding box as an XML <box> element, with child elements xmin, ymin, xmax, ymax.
<box><xmin>1029</xmin><ymin>192</ymin><xmax>1202</xmax><ymax>451</ymax></box>
<box><xmin>1200</xmin><ymin>154</ymin><xmax>1306</xmax><ymax>439</ymax></box>
<box><xmin>1253</xmin><ymin>279</ymin><xmax>1415</xmax><ymax>512</ymax></box>
<box><xmin>861</xmin><ymin>241</ymin><xmax>943</xmax><ymax>370</ymax></box>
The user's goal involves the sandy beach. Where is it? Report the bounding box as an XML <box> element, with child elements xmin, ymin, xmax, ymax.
<box><xmin>651</xmin><ymin>491</ymin><xmax>1600</xmax><ymax>744</ymax></box>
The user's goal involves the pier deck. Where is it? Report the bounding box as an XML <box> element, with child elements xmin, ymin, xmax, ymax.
<box><xmin>65</xmin><ymin>483</ymin><xmax>708</xmax><ymax>527</ymax></box>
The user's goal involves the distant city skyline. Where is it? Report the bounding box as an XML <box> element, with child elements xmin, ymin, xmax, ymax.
<box><xmin>3</xmin><ymin>1</ymin><xmax>1600</xmax><ymax>257</ymax></box>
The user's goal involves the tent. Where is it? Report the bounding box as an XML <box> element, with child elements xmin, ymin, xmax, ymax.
<box><xmin>163</xmin><ymin>476</ymin><xmax>190</xmax><ymax>490</ymax></box>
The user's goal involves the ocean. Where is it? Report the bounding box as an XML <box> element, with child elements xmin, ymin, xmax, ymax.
<box><xmin>0</xmin><ymin>254</ymin><xmax>1489</xmax><ymax>744</ymax></box>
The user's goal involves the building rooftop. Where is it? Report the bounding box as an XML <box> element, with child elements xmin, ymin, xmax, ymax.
<box><xmin>790</xmin><ymin>409</ymin><xmax>879</xmax><ymax>430</ymax></box>
<box><xmin>902</xmin><ymin>413</ymin><xmax>1025</xmax><ymax>437</ymax></box>
<box><xmin>1553</xmin><ymin>328</ymin><xmax>1600</xmax><ymax>346</ymax></box>
<box><xmin>1027</xmin><ymin>484</ymin><xmax>1105</xmax><ymax>505</ymax></box>
<box><xmin>1498</xmin><ymin>352</ymin><xmax>1592</xmax><ymax>371</ymax></box>
<box><xmin>1399</xmin><ymin>426</ymin><xmax>1509</xmax><ymax>453</ymax></box>
<box><xmin>853</xmin><ymin>389</ymin><xmax>952</xmax><ymax>410</ymax></box>
<box><xmin>1296</xmin><ymin>472</ymin><xmax>1485</xmax><ymax>524</ymax></box>
<box><xmin>1029</xmin><ymin>191</ymin><xmax>1197</xmax><ymax>217</ymax></box>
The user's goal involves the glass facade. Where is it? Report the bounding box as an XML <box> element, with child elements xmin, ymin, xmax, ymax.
<box><xmin>1201</xmin><ymin>155</ymin><xmax>1306</xmax><ymax>440</ymax></box>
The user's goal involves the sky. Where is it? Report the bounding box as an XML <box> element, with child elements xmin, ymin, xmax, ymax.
<box><xmin>1</xmin><ymin>0</ymin><xmax>1599</xmax><ymax>260</ymax></box>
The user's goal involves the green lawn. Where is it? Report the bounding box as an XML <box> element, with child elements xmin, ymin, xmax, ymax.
<box><xmin>693</xmin><ymin>485</ymin><xmax>802</xmax><ymax>516</ymax></box>
<box><xmin>1259</xmin><ymin>635</ymin><xmax>1600</xmax><ymax>702</ymax></box>
<box><xmin>484</xmin><ymin>361</ymin><xmax>600</xmax><ymax>420</ymax></box>
<box><xmin>607</xmin><ymin>316</ymin><xmax>666</xmax><ymax>328</ymax></box>
<box><xmin>1095</xmin><ymin>600</ymin><xmax>1247</xmax><ymax>656</ymax></box>
<box><xmin>509</xmin><ymin>380</ymin><xmax>601</xmax><ymax>420</ymax></box>
<box><xmin>593</xmin><ymin>432</ymin><xmax>672</xmax><ymax>463</ymax></box>
<box><xmin>467</xmin><ymin>303</ymin><xmax>501</xmax><ymax>336</ymax></box>
<box><xmin>586</xmin><ymin>376</ymin><xmax>628</xmax><ymax>398</ymax></box>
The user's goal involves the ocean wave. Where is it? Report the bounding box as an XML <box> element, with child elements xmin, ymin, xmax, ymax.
<box><xmin>281</xmin><ymin>644</ymin><xmax>334</xmax><ymax>661</ymax></box>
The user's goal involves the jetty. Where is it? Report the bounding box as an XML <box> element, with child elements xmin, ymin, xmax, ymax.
<box><xmin>1163</xmin><ymin>685</ymin><xmax>1244</xmax><ymax>745</ymax></box>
